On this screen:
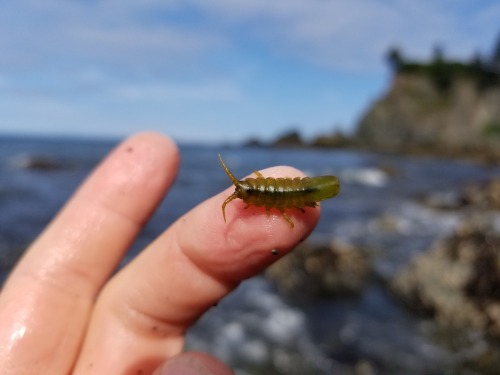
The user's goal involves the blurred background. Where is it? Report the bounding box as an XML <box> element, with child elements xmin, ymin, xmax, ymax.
<box><xmin>1</xmin><ymin>1</ymin><xmax>500</xmax><ymax>374</ymax></box>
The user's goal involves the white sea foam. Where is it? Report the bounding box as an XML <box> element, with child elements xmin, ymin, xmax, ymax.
<box><xmin>185</xmin><ymin>277</ymin><xmax>340</xmax><ymax>374</ymax></box>
<box><xmin>340</xmin><ymin>167</ymin><xmax>389</xmax><ymax>187</ymax></box>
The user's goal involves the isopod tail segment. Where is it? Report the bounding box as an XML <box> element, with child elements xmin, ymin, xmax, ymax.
<box><xmin>218</xmin><ymin>154</ymin><xmax>340</xmax><ymax>228</ymax></box>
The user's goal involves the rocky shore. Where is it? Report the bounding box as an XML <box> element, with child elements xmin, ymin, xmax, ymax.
<box><xmin>266</xmin><ymin>241</ymin><xmax>371</xmax><ymax>300</ymax></box>
<box><xmin>392</xmin><ymin>218</ymin><xmax>500</xmax><ymax>338</ymax></box>
<box><xmin>393</xmin><ymin>178</ymin><xmax>500</xmax><ymax>339</ymax></box>
<box><xmin>265</xmin><ymin>175</ymin><xmax>500</xmax><ymax>372</ymax></box>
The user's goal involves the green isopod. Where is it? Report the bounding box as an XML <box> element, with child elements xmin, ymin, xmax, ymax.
<box><xmin>218</xmin><ymin>154</ymin><xmax>340</xmax><ymax>228</ymax></box>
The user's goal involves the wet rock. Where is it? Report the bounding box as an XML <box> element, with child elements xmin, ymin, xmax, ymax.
<box><xmin>266</xmin><ymin>241</ymin><xmax>371</xmax><ymax>300</ymax></box>
<box><xmin>419</xmin><ymin>190</ymin><xmax>466</xmax><ymax>210</ymax></box>
<box><xmin>462</xmin><ymin>178</ymin><xmax>500</xmax><ymax>210</ymax></box>
<box><xmin>421</xmin><ymin>177</ymin><xmax>500</xmax><ymax>211</ymax></box>
<box><xmin>392</xmin><ymin>219</ymin><xmax>500</xmax><ymax>339</ymax></box>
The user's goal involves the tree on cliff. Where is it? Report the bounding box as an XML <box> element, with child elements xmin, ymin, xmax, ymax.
<box><xmin>386</xmin><ymin>46</ymin><xmax>404</xmax><ymax>73</ymax></box>
<box><xmin>491</xmin><ymin>32</ymin><xmax>500</xmax><ymax>73</ymax></box>
<box><xmin>429</xmin><ymin>45</ymin><xmax>453</xmax><ymax>92</ymax></box>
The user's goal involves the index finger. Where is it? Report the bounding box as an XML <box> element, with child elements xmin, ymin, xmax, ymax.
<box><xmin>0</xmin><ymin>133</ymin><xmax>179</xmax><ymax>374</ymax></box>
<box><xmin>73</xmin><ymin>166</ymin><xmax>320</xmax><ymax>374</ymax></box>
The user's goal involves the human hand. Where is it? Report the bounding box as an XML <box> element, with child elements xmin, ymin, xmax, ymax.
<box><xmin>0</xmin><ymin>133</ymin><xmax>320</xmax><ymax>374</ymax></box>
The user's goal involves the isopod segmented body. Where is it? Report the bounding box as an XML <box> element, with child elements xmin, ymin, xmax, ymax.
<box><xmin>219</xmin><ymin>154</ymin><xmax>340</xmax><ymax>228</ymax></box>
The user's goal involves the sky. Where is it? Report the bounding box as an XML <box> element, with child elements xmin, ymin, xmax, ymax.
<box><xmin>0</xmin><ymin>1</ymin><xmax>499</xmax><ymax>144</ymax></box>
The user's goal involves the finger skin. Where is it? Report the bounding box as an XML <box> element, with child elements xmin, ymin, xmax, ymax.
<box><xmin>0</xmin><ymin>133</ymin><xmax>178</xmax><ymax>374</ymax></box>
<box><xmin>73</xmin><ymin>167</ymin><xmax>320</xmax><ymax>374</ymax></box>
<box><xmin>152</xmin><ymin>352</ymin><xmax>234</xmax><ymax>375</ymax></box>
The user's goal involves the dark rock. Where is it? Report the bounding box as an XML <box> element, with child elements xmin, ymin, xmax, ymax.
<box><xmin>271</xmin><ymin>130</ymin><xmax>304</xmax><ymax>147</ymax></box>
<box><xmin>462</xmin><ymin>178</ymin><xmax>500</xmax><ymax>210</ymax></box>
<box><xmin>420</xmin><ymin>190</ymin><xmax>467</xmax><ymax>210</ymax></box>
<box><xmin>242</xmin><ymin>137</ymin><xmax>266</xmax><ymax>147</ymax></box>
<box><xmin>11</xmin><ymin>154</ymin><xmax>61</xmax><ymax>171</ymax></box>
<box><xmin>311</xmin><ymin>131</ymin><xmax>351</xmax><ymax>148</ymax></box>
<box><xmin>421</xmin><ymin>177</ymin><xmax>500</xmax><ymax>211</ymax></box>
<box><xmin>266</xmin><ymin>241</ymin><xmax>370</xmax><ymax>300</ymax></box>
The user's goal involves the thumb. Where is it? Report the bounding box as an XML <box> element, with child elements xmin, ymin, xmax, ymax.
<box><xmin>152</xmin><ymin>352</ymin><xmax>234</xmax><ymax>375</ymax></box>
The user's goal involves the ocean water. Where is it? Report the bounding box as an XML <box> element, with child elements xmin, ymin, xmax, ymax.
<box><xmin>1</xmin><ymin>136</ymin><xmax>499</xmax><ymax>374</ymax></box>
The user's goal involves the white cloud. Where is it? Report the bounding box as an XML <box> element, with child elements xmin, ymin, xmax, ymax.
<box><xmin>110</xmin><ymin>80</ymin><xmax>242</xmax><ymax>102</ymax></box>
<box><xmin>0</xmin><ymin>1</ymin><xmax>224</xmax><ymax>74</ymax></box>
<box><xmin>186</xmin><ymin>0</ymin><xmax>500</xmax><ymax>70</ymax></box>
<box><xmin>1</xmin><ymin>0</ymin><xmax>498</xmax><ymax>75</ymax></box>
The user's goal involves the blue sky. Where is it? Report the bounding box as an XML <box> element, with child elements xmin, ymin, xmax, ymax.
<box><xmin>0</xmin><ymin>1</ymin><xmax>499</xmax><ymax>144</ymax></box>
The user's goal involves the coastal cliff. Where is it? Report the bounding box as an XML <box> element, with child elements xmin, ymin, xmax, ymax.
<box><xmin>356</xmin><ymin>61</ymin><xmax>500</xmax><ymax>160</ymax></box>
<box><xmin>252</xmin><ymin>41</ymin><xmax>500</xmax><ymax>162</ymax></box>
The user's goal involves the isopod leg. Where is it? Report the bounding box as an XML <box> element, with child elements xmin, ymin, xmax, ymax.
<box><xmin>253</xmin><ymin>170</ymin><xmax>264</xmax><ymax>178</ymax></box>
<box><xmin>221</xmin><ymin>193</ymin><xmax>239</xmax><ymax>222</ymax></box>
<box><xmin>280</xmin><ymin>209</ymin><xmax>295</xmax><ymax>228</ymax></box>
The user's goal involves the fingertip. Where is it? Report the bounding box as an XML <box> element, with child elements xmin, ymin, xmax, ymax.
<box><xmin>125</xmin><ymin>131</ymin><xmax>178</xmax><ymax>154</ymax></box>
<box><xmin>217</xmin><ymin>165</ymin><xmax>320</xmax><ymax>233</ymax></box>
<box><xmin>83</xmin><ymin>131</ymin><xmax>180</xmax><ymax>220</ymax></box>
<box><xmin>118</xmin><ymin>132</ymin><xmax>179</xmax><ymax>177</ymax></box>
<box><xmin>179</xmin><ymin>165</ymin><xmax>321</xmax><ymax>281</ymax></box>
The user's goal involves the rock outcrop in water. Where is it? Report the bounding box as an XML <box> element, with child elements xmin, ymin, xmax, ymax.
<box><xmin>10</xmin><ymin>153</ymin><xmax>62</xmax><ymax>171</ymax></box>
